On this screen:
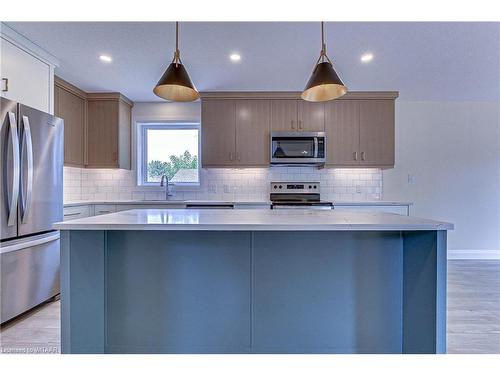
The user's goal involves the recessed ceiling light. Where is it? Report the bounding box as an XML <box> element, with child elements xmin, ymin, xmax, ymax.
<box><xmin>99</xmin><ymin>55</ymin><xmax>112</xmax><ymax>63</ymax></box>
<box><xmin>360</xmin><ymin>53</ymin><xmax>374</xmax><ymax>63</ymax></box>
<box><xmin>229</xmin><ymin>53</ymin><xmax>241</xmax><ymax>62</ymax></box>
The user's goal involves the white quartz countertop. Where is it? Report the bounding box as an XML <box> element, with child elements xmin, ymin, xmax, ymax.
<box><xmin>63</xmin><ymin>200</ymin><xmax>412</xmax><ymax>207</ymax></box>
<box><xmin>54</xmin><ymin>208</ymin><xmax>452</xmax><ymax>231</ymax></box>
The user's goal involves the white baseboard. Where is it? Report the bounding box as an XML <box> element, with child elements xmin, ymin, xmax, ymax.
<box><xmin>448</xmin><ymin>250</ymin><xmax>500</xmax><ymax>260</ymax></box>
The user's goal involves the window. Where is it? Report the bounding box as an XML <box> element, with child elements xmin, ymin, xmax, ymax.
<box><xmin>138</xmin><ymin>122</ymin><xmax>200</xmax><ymax>186</ymax></box>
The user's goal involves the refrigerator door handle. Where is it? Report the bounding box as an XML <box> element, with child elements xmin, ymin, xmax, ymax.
<box><xmin>20</xmin><ymin>116</ymin><xmax>33</xmax><ymax>223</ymax></box>
<box><xmin>6</xmin><ymin>112</ymin><xmax>20</xmax><ymax>226</ymax></box>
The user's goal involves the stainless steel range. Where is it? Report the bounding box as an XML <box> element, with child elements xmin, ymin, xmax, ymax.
<box><xmin>270</xmin><ymin>182</ymin><xmax>333</xmax><ymax>210</ymax></box>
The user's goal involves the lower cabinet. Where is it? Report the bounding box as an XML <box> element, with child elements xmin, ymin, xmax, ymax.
<box><xmin>333</xmin><ymin>205</ymin><xmax>410</xmax><ymax>216</ymax></box>
<box><xmin>63</xmin><ymin>205</ymin><xmax>93</xmax><ymax>221</ymax></box>
<box><xmin>115</xmin><ymin>204</ymin><xmax>185</xmax><ymax>211</ymax></box>
<box><xmin>94</xmin><ymin>204</ymin><xmax>117</xmax><ymax>216</ymax></box>
<box><xmin>64</xmin><ymin>203</ymin><xmax>411</xmax><ymax>219</ymax></box>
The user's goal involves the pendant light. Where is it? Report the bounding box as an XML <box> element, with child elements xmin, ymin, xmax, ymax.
<box><xmin>153</xmin><ymin>22</ymin><xmax>200</xmax><ymax>102</ymax></box>
<box><xmin>301</xmin><ymin>22</ymin><xmax>347</xmax><ymax>102</ymax></box>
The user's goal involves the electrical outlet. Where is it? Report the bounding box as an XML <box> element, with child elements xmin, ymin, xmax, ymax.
<box><xmin>223</xmin><ymin>184</ymin><xmax>230</xmax><ymax>193</ymax></box>
<box><xmin>356</xmin><ymin>185</ymin><xmax>362</xmax><ymax>193</ymax></box>
<box><xmin>408</xmin><ymin>174</ymin><xmax>415</xmax><ymax>184</ymax></box>
<box><xmin>208</xmin><ymin>184</ymin><xmax>216</xmax><ymax>193</ymax></box>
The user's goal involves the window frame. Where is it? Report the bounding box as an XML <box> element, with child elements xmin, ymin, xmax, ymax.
<box><xmin>137</xmin><ymin>121</ymin><xmax>201</xmax><ymax>187</ymax></box>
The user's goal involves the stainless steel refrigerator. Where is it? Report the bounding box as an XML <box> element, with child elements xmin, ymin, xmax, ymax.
<box><xmin>1</xmin><ymin>97</ymin><xmax>63</xmax><ymax>324</ymax></box>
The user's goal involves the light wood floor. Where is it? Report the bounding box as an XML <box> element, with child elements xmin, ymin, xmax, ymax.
<box><xmin>1</xmin><ymin>260</ymin><xmax>499</xmax><ymax>354</ymax></box>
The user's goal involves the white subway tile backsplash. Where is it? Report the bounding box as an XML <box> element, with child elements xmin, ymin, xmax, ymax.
<box><xmin>64</xmin><ymin>166</ymin><xmax>383</xmax><ymax>202</ymax></box>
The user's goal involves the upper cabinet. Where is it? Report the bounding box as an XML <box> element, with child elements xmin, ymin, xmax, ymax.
<box><xmin>201</xmin><ymin>92</ymin><xmax>397</xmax><ymax>169</ymax></box>
<box><xmin>325</xmin><ymin>97</ymin><xmax>396</xmax><ymax>168</ymax></box>
<box><xmin>55</xmin><ymin>77</ymin><xmax>86</xmax><ymax>167</ymax></box>
<box><xmin>358</xmin><ymin>100</ymin><xmax>395</xmax><ymax>167</ymax></box>
<box><xmin>201</xmin><ymin>99</ymin><xmax>236</xmax><ymax>167</ymax></box>
<box><xmin>325</xmin><ymin>100</ymin><xmax>360</xmax><ymax>166</ymax></box>
<box><xmin>201</xmin><ymin>99</ymin><xmax>271</xmax><ymax>167</ymax></box>
<box><xmin>235</xmin><ymin>100</ymin><xmax>270</xmax><ymax>166</ymax></box>
<box><xmin>271</xmin><ymin>100</ymin><xmax>297</xmax><ymax>131</ymax></box>
<box><xmin>1</xmin><ymin>27</ymin><xmax>58</xmax><ymax>114</ymax></box>
<box><xmin>297</xmin><ymin>101</ymin><xmax>325</xmax><ymax>132</ymax></box>
<box><xmin>54</xmin><ymin>77</ymin><xmax>133</xmax><ymax>169</ymax></box>
<box><xmin>86</xmin><ymin>93</ymin><xmax>133</xmax><ymax>169</ymax></box>
<box><xmin>270</xmin><ymin>99</ymin><xmax>324</xmax><ymax>132</ymax></box>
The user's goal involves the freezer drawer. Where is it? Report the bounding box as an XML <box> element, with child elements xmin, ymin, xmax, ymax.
<box><xmin>1</xmin><ymin>232</ymin><xmax>60</xmax><ymax>323</ymax></box>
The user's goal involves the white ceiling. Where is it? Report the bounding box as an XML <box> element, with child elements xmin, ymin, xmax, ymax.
<box><xmin>6</xmin><ymin>22</ymin><xmax>500</xmax><ymax>102</ymax></box>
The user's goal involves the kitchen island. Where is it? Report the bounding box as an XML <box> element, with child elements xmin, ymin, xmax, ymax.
<box><xmin>54</xmin><ymin>209</ymin><xmax>453</xmax><ymax>354</ymax></box>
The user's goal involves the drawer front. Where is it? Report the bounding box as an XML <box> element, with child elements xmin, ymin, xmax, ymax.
<box><xmin>334</xmin><ymin>205</ymin><xmax>409</xmax><ymax>216</ymax></box>
<box><xmin>234</xmin><ymin>204</ymin><xmax>270</xmax><ymax>209</ymax></box>
<box><xmin>63</xmin><ymin>205</ymin><xmax>92</xmax><ymax>221</ymax></box>
<box><xmin>116</xmin><ymin>204</ymin><xmax>186</xmax><ymax>212</ymax></box>
<box><xmin>94</xmin><ymin>204</ymin><xmax>117</xmax><ymax>216</ymax></box>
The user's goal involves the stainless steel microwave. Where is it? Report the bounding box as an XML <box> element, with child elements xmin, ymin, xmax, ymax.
<box><xmin>270</xmin><ymin>131</ymin><xmax>326</xmax><ymax>165</ymax></box>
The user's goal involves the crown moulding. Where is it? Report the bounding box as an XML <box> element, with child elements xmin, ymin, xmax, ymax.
<box><xmin>199</xmin><ymin>91</ymin><xmax>399</xmax><ymax>100</ymax></box>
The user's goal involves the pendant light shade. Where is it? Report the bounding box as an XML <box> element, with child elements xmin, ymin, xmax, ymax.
<box><xmin>153</xmin><ymin>22</ymin><xmax>200</xmax><ymax>102</ymax></box>
<box><xmin>301</xmin><ymin>22</ymin><xmax>347</xmax><ymax>102</ymax></box>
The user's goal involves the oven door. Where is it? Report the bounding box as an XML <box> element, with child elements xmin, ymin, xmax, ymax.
<box><xmin>270</xmin><ymin>132</ymin><xmax>325</xmax><ymax>165</ymax></box>
<box><xmin>271</xmin><ymin>204</ymin><xmax>333</xmax><ymax>210</ymax></box>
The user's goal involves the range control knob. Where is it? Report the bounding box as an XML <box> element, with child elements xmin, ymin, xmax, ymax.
<box><xmin>274</xmin><ymin>185</ymin><xmax>277</xmax><ymax>189</ymax></box>
<box><xmin>313</xmin><ymin>185</ymin><xmax>317</xmax><ymax>189</ymax></box>
<box><xmin>309</xmin><ymin>185</ymin><xmax>312</xmax><ymax>189</ymax></box>
<box><xmin>279</xmin><ymin>185</ymin><xmax>283</xmax><ymax>189</ymax></box>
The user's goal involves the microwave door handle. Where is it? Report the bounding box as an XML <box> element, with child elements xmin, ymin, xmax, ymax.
<box><xmin>20</xmin><ymin>116</ymin><xmax>33</xmax><ymax>223</ymax></box>
<box><xmin>313</xmin><ymin>137</ymin><xmax>318</xmax><ymax>158</ymax></box>
<box><xmin>6</xmin><ymin>112</ymin><xmax>20</xmax><ymax>226</ymax></box>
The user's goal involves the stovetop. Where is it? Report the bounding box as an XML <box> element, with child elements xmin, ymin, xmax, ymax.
<box><xmin>270</xmin><ymin>182</ymin><xmax>332</xmax><ymax>208</ymax></box>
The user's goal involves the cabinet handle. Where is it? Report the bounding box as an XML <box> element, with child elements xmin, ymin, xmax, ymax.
<box><xmin>361</xmin><ymin>151</ymin><xmax>365</xmax><ymax>161</ymax></box>
<box><xmin>229</xmin><ymin>152</ymin><xmax>234</xmax><ymax>161</ymax></box>
<box><xmin>353</xmin><ymin>151</ymin><xmax>358</xmax><ymax>161</ymax></box>
<box><xmin>237</xmin><ymin>152</ymin><xmax>241</xmax><ymax>161</ymax></box>
<box><xmin>298</xmin><ymin>120</ymin><xmax>303</xmax><ymax>130</ymax></box>
<box><xmin>64</xmin><ymin>212</ymin><xmax>81</xmax><ymax>217</ymax></box>
<box><xmin>1</xmin><ymin>78</ymin><xmax>8</xmax><ymax>92</ymax></box>
<box><xmin>291</xmin><ymin>120</ymin><xmax>295</xmax><ymax>129</ymax></box>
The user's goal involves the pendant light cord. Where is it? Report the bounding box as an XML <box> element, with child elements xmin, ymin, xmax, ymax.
<box><xmin>314</xmin><ymin>21</ymin><xmax>332</xmax><ymax>67</ymax></box>
<box><xmin>173</xmin><ymin>21</ymin><xmax>181</xmax><ymax>66</ymax></box>
<box><xmin>321</xmin><ymin>21</ymin><xmax>326</xmax><ymax>56</ymax></box>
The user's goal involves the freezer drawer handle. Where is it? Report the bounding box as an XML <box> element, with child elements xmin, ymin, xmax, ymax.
<box><xmin>20</xmin><ymin>116</ymin><xmax>34</xmax><ymax>223</ymax></box>
<box><xmin>5</xmin><ymin>112</ymin><xmax>20</xmax><ymax>226</ymax></box>
<box><xmin>0</xmin><ymin>232</ymin><xmax>60</xmax><ymax>254</ymax></box>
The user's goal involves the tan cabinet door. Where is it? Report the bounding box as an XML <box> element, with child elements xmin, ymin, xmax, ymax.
<box><xmin>298</xmin><ymin>101</ymin><xmax>325</xmax><ymax>131</ymax></box>
<box><xmin>87</xmin><ymin>100</ymin><xmax>119</xmax><ymax>167</ymax></box>
<box><xmin>201</xmin><ymin>100</ymin><xmax>236</xmax><ymax>167</ymax></box>
<box><xmin>359</xmin><ymin>100</ymin><xmax>395</xmax><ymax>166</ymax></box>
<box><xmin>271</xmin><ymin>100</ymin><xmax>298</xmax><ymax>131</ymax></box>
<box><xmin>235</xmin><ymin>100</ymin><xmax>270</xmax><ymax>166</ymax></box>
<box><xmin>55</xmin><ymin>85</ymin><xmax>85</xmax><ymax>167</ymax></box>
<box><xmin>325</xmin><ymin>100</ymin><xmax>360</xmax><ymax>166</ymax></box>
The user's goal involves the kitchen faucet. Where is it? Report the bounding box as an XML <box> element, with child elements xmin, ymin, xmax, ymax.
<box><xmin>160</xmin><ymin>175</ymin><xmax>173</xmax><ymax>200</ymax></box>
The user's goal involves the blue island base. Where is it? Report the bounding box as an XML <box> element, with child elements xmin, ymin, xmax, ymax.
<box><xmin>60</xmin><ymin>230</ymin><xmax>446</xmax><ymax>354</ymax></box>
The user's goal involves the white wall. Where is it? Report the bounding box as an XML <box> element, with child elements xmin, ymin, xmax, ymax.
<box><xmin>383</xmin><ymin>101</ymin><xmax>500</xmax><ymax>254</ymax></box>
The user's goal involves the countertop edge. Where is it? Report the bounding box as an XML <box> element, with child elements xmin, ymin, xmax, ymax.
<box><xmin>54</xmin><ymin>224</ymin><xmax>452</xmax><ymax>231</ymax></box>
<box><xmin>63</xmin><ymin>200</ymin><xmax>414</xmax><ymax>208</ymax></box>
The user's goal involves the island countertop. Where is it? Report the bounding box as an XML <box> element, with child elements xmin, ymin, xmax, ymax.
<box><xmin>53</xmin><ymin>208</ymin><xmax>453</xmax><ymax>231</ymax></box>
